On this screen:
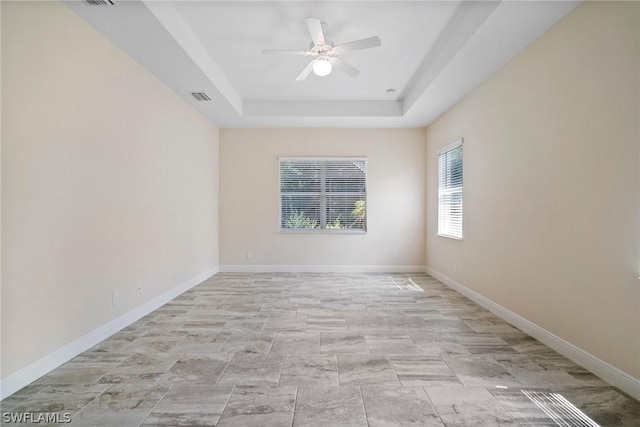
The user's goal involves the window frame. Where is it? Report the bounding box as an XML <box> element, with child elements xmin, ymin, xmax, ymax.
<box><xmin>279</xmin><ymin>157</ymin><xmax>368</xmax><ymax>234</ymax></box>
<box><xmin>437</xmin><ymin>139</ymin><xmax>464</xmax><ymax>240</ymax></box>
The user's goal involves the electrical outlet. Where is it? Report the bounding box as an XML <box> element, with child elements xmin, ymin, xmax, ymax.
<box><xmin>137</xmin><ymin>287</ymin><xmax>143</xmax><ymax>293</ymax></box>
<box><xmin>247</xmin><ymin>251</ymin><xmax>253</xmax><ymax>260</ymax></box>
<box><xmin>392</xmin><ymin>250</ymin><xmax>399</xmax><ymax>259</ymax></box>
<box><xmin>112</xmin><ymin>292</ymin><xmax>120</xmax><ymax>305</ymax></box>
<box><xmin>453</xmin><ymin>264</ymin><xmax>458</xmax><ymax>273</ymax></box>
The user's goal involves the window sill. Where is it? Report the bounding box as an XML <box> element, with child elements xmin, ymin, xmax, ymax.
<box><xmin>280</xmin><ymin>229</ymin><xmax>367</xmax><ymax>235</ymax></box>
<box><xmin>437</xmin><ymin>233</ymin><xmax>463</xmax><ymax>241</ymax></box>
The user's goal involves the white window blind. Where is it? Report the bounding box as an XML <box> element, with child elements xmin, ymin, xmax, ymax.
<box><xmin>438</xmin><ymin>140</ymin><xmax>463</xmax><ymax>239</ymax></box>
<box><xmin>280</xmin><ymin>158</ymin><xmax>367</xmax><ymax>232</ymax></box>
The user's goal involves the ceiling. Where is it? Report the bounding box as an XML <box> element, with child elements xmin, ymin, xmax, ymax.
<box><xmin>65</xmin><ymin>1</ymin><xmax>581</xmax><ymax>128</ymax></box>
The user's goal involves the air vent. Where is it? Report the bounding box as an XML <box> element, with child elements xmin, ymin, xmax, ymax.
<box><xmin>191</xmin><ymin>92</ymin><xmax>212</xmax><ymax>102</ymax></box>
<box><xmin>86</xmin><ymin>0</ymin><xmax>114</xmax><ymax>5</ymax></box>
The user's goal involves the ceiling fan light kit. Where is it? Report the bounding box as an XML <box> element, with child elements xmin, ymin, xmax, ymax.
<box><xmin>263</xmin><ymin>17</ymin><xmax>382</xmax><ymax>81</ymax></box>
<box><xmin>312</xmin><ymin>57</ymin><xmax>332</xmax><ymax>77</ymax></box>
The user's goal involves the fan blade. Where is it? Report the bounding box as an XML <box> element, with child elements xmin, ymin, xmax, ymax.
<box><xmin>305</xmin><ymin>18</ymin><xmax>326</xmax><ymax>46</ymax></box>
<box><xmin>330</xmin><ymin>57</ymin><xmax>359</xmax><ymax>77</ymax></box>
<box><xmin>296</xmin><ymin>60</ymin><xmax>316</xmax><ymax>81</ymax></box>
<box><xmin>334</xmin><ymin>36</ymin><xmax>381</xmax><ymax>54</ymax></box>
<box><xmin>263</xmin><ymin>50</ymin><xmax>312</xmax><ymax>56</ymax></box>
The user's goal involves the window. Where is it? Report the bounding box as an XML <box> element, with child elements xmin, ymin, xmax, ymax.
<box><xmin>438</xmin><ymin>139</ymin><xmax>463</xmax><ymax>239</ymax></box>
<box><xmin>280</xmin><ymin>157</ymin><xmax>367</xmax><ymax>232</ymax></box>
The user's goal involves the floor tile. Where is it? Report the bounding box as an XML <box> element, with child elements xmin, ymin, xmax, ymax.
<box><xmin>390</xmin><ymin>355</ymin><xmax>462</xmax><ymax>386</ymax></box>
<box><xmin>365</xmin><ymin>335</ymin><xmax>421</xmax><ymax>354</ymax></box>
<box><xmin>3</xmin><ymin>272</ymin><xmax>638</xmax><ymax>426</ymax></box>
<box><xmin>499</xmin><ymin>333</ymin><xmax>558</xmax><ymax>355</ymax></box>
<box><xmin>320</xmin><ymin>333</ymin><xmax>369</xmax><ymax>354</ymax></box>
<box><xmin>221</xmin><ymin>331</ymin><xmax>275</xmax><ymax>354</ymax></box>
<box><xmin>338</xmin><ymin>355</ymin><xmax>399</xmax><ymax>386</ymax></box>
<box><xmin>102</xmin><ymin>352</ymin><xmax>181</xmax><ymax>377</ymax></box>
<box><xmin>407</xmin><ymin>331</ymin><xmax>471</xmax><ymax>356</ymax></box>
<box><xmin>290</xmin><ymin>297</ymin><xmax>322</xmax><ymax>305</ymax></box>
<box><xmin>489</xmin><ymin>388</ymin><xmax>557</xmax><ymax>426</ymax></box>
<box><xmin>441</xmin><ymin>354</ymin><xmax>522</xmax><ymax>387</ymax></box>
<box><xmin>491</xmin><ymin>353</ymin><xmax>584</xmax><ymax>388</ymax></box>
<box><xmin>361</xmin><ymin>386</ymin><xmax>444</xmax><ymax>426</ymax></box>
<box><xmin>33</xmin><ymin>354</ymin><xmax>128</xmax><ymax>386</ymax></box>
<box><xmin>69</xmin><ymin>384</ymin><xmax>170</xmax><ymax>426</ymax></box>
<box><xmin>217</xmin><ymin>353</ymin><xmax>284</xmax><ymax>386</ymax></box>
<box><xmin>87</xmin><ymin>332</ymin><xmax>139</xmax><ymax>353</ymax></box>
<box><xmin>173</xmin><ymin>332</ymin><xmax>230</xmax><ymax>353</ymax></box>
<box><xmin>263</xmin><ymin>315</ymin><xmax>307</xmax><ymax>332</ymax></box>
<box><xmin>425</xmin><ymin>386</ymin><xmax>518</xmax><ymax>426</ymax></box>
<box><xmin>98</xmin><ymin>372</ymin><xmax>164</xmax><ymax>385</ymax></box>
<box><xmin>452</xmin><ymin>333</ymin><xmax>518</xmax><ymax>354</ymax></box>
<box><xmin>141</xmin><ymin>384</ymin><xmax>233</xmax><ymax>426</ymax></box>
<box><xmin>346</xmin><ymin>315</ymin><xmax>390</xmax><ymax>332</ymax></box>
<box><xmin>217</xmin><ymin>386</ymin><xmax>296</xmax><ymax>427</ymax></box>
<box><xmin>270</xmin><ymin>332</ymin><xmax>320</xmax><ymax>355</ymax></box>
<box><xmin>387</xmin><ymin>316</ymin><xmax>429</xmax><ymax>331</ymax></box>
<box><xmin>464</xmin><ymin>318</ymin><xmax>521</xmax><ymax>334</ymax></box>
<box><xmin>2</xmin><ymin>384</ymin><xmax>109</xmax><ymax>419</ymax></box>
<box><xmin>120</xmin><ymin>334</ymin><xmax>186</xmax><ymax>354</ymax></box>
<box><xmin>422</xmin><ymin>319</ymin><xmax>475</xmax><ymax>333</ymax></box>
<box><xmin>293</xmin><ymin>386</ymin><xmax>367</xmax><ymax>426</ymax></box>
<box><xmin>306</xmin><ymin>316</ymin><xmax>348</xmax><ymax>332</ymax></box>
<box><xmin>120</xmin><ymin>320</ymin><xmax>150</xmax><ymax>333</ymax></box>
<box><xmin>156</xmin><ymin>353</ymin><xmax>232</xmax><ymax>385</ymax></box>
<box><xmin>222</xmin><ymin>317</ymin><xmax>269</xmax><ymax>333</ymax></box>
<box><xmin>553</xmin><ymin>387</ymin><xmax>640</xmax><ymax>427</ymax></box>
<box><xmin>530</xmin><ymin>353</ymin><xmax>586</xmax><ymax>372</ymax></box>
<box><xmin>279</xmin><ymin>355</ymin><xmax>339</xmax><ymax>386</ymax></box>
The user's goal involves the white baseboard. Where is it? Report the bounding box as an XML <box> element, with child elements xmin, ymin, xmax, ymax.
<box><xmin>425</xmin><ymin>267</ymin><xmax>640</xmax><ymax>401</ymax></box>
<box><xmin>219</xmin><ymin>265</ymin><xmax>427</xmax><ymax>273</ymax></box>
<box><xmin>0</xmin><ymin>267</ymin><xmax>219</xmax><ymax>400</ymax></box>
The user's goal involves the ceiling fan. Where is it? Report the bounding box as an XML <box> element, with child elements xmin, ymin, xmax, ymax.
<box><xmin>263</xmin><ymin>18</ymin><xmax>382</xmax><ymax>81</ymax></box>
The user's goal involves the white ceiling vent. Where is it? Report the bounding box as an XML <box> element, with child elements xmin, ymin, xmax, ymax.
<box><xmin>191</xmin><ymin>92</ymin><xmax>212</xmax><ymax>102</ymax></box>
<box><xmin>86</xmin><ymin>0</ymin><xmax>114</xmax><ymax>5</ymax></box>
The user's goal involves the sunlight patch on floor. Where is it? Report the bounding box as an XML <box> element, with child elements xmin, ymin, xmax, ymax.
<box><xmin>522</xmin><ymin>390</ymin><xmax>600</xmax><ymax>427</ymax></box>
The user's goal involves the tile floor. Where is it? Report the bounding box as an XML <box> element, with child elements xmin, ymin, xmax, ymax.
<box><xmin>2</xmin><ymin>273</ymin><xmax>639</xmax><ymax>426</ymax></box>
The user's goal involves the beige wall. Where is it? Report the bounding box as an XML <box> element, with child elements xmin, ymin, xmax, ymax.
<box><xmin>1</xmin><ymin>1</ymin><xmax>219</xmax><ymax>379</ymax></box>
<box><xmin>0</xmin><ymin>1</ymin><xmax>4</xmax><ymax>383</ymax></box>
<box><xmin>219</xmin><ymin>128</ymin><xmax>426</xmax><ymax>268</ymax></box>
<box><xmin>426</xmin><ymin>2</ymin><xmax>640</xmax><ymax>378</ymax></box>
